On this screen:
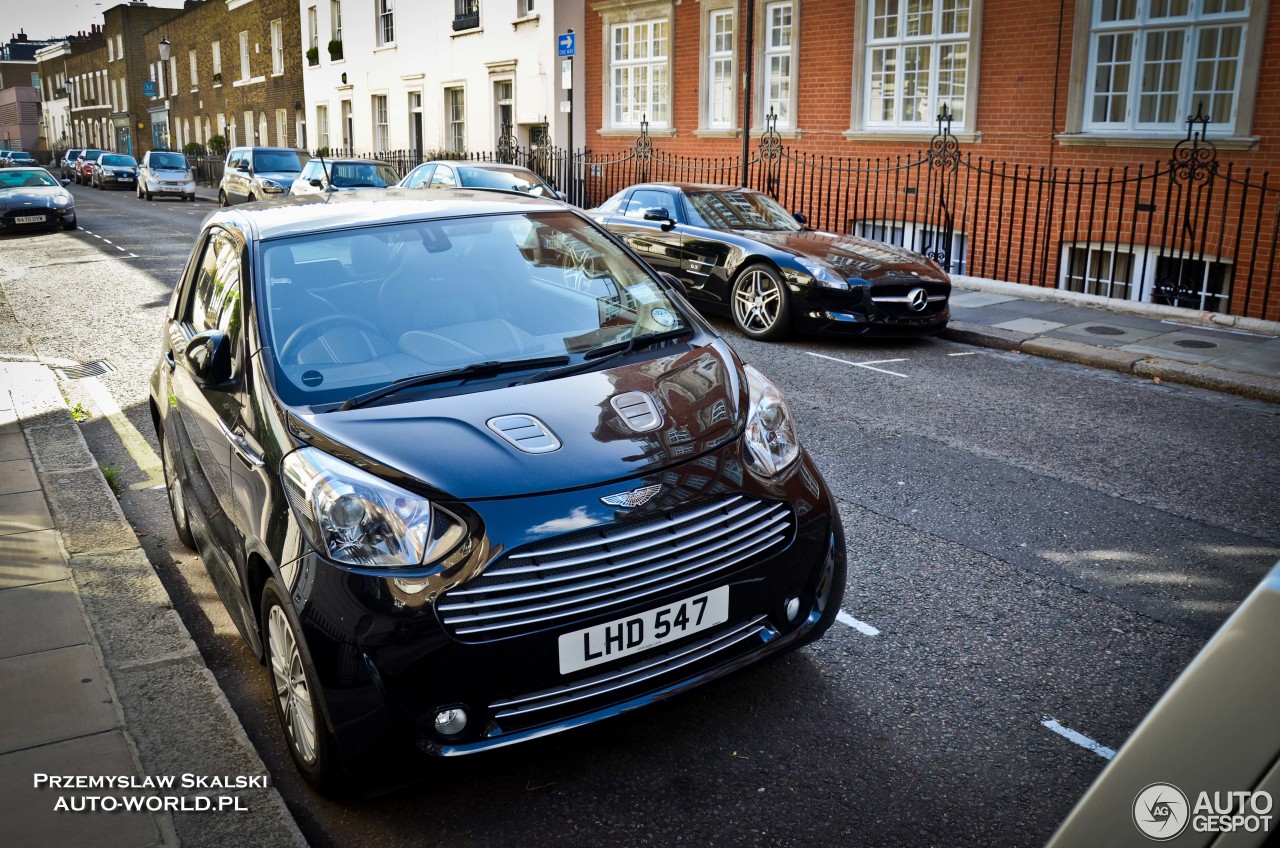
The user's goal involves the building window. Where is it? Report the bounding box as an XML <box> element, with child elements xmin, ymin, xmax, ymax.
<box><xmin>454</xmin><ymin>0</ymin><xmax>480</xmax><ymax>31</ymax></box>
<box><xmin>331</xmin><ymin>0</ymin><xmax>343</xmax><ymax>42</ymax></box>
<box><xmin>706</xmin><ymin>7</ymin><xmax>735</xmax><ymax>130</ymax></box>
<box><xmin>108</xmin><ymin>39</ymin><xmax>114</xmax><ymax>63</ymax></box>
<box><xmin>1152</xmin><ymin>254</ymin><xmax>1232</xmax><ymax>312</ymax></box>
<box><xmin>1084</xmin><ymin>0</ymin><xmax>1248</xmax><ymax>133</ymax></box>
<box><xmin>853</xmin><ymin>219</ymin><xmax>969</xmax><ymax>273</ymax></box>
<box><xmin>341</xmin><ymin>99</ymin><xmax>352</xmax><ymax>147</ymax></box>
<box><xmin>116</xmin><ymin>34</ymin><xmax>123</xmax><ymax>60</ymax></box>
<box><xmin>316</xmin><ymin>104</ymin><xmax>329</xmax><ymax>150</ymax></box>
<box><xmin>1058</xmin><ymin>243</ymin><xmax>1232</xmax><ymax>312</ymax></box>
<box><xmin>494</xmin><ymin>79</ymin><xmax>513</xmax><ymax>138</ymax></box>
<box><xmin>170</xmin><ymin>57</ymin><xmax>178</xmax><ymax>96</ymax></box>
<box><xmin>761</xmin><ymin>2</ymin><xmax>795</xmax><ymax>128</ymax></box>
<box><xmin>239</xmin><ymin>31</ymin><xmax>251</xmax><ymax>81</ymax></box>
<box><xmin>190</xmin><ymin>49</ymin><xmax>198</xmax><ymax>90</ymax></box>
<box><xmin>372</xmin><ymin>94</ymin><xmax>389</xmax><ymax>151</ymax></box>
<box><xmin>446</xmin><ymin>86</ymin><xmax>465</xmax><ymax>152</ymax></box>
<box><xmin>1063</xmin><ymin>245</ymin><xmax>1136</xmax><ymax>300</ymax></box>
<box><xmin>212</xmin><ymin>41</ymin><xmax>222</xmax><ymax>80</ymax></box>
<box><xmin>377</xmin><ymin>0</ymin><xmax>395</xmax><ymax>46</ymax></box>
<box><xmin>610</xmin><ymin>18</ymin><xmax>670</xmax><ymax>128</ymax></box>
<box><xmin>275</xmin><ymin>108</ymin><xmax>288</xmax><ymax>146</ymax></box>
<box><xmin>271</xmin><ymin>19</ymin><xmax>285</xmax><ymax>75</ymax></box>
<box><xmin>865</xmin><ymin>0</ymin><xmax>971</xmax><ymax>130</ymax></box>
<box><xmin>308</xmin><ymin>6</ymin><xmax>319</xmax><ymax>58</ymax></box>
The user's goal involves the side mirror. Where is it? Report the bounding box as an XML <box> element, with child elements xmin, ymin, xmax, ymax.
<box><xmin>60</xmin><ymin>178</ymin><xmax>70</xmax><ymax>186</ymax></box>
<box><xmin>658</xmin><ymin>271</ymin><xmax>688</xmax><ymax>296</ymax></box>
<box><xmin>182</xmin><ymin>329</ymin><xmax>234</xmax><ymax>389</ymax></box>
<box><xmin>793</xmin><ymin>211</ymin><xmax>808</xmax><ymax>227</ymax></box>
<box><xmin>643</xmin><ymin>207</ymin><xmax>670</xmax><ymax>222</ymax></box>
<box><xmin>556</xmin><ymin>190</ymin><xmax>568</xmax><ymax>202</ymax></box>
<box><xmin>309</xmin><ymin>178</ymin><xmax>323</xmax><ymax>187</ymax></box>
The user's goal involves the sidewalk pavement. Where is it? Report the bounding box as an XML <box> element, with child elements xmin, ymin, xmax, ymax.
<box><xmin>0</xmin><ymin>322</ymin><xmax>305</xmax><ymax>841</ymax></box>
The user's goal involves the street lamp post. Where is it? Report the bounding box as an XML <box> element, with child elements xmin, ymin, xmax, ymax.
<box><xmin>156</xmin><ymin>37</ymin><xmax>171</xmax><ymax>151</ymax></box>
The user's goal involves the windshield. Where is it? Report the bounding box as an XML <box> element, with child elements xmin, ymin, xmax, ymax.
<box><xmin>101</xmin><ymin>155</ymin><xmax>136</xmax><ymax>167</ymax></box>
<box><xmin>259</xmin><ymin>211</ymin><xmax>688</xmax><ymax>407</ymax></box>
<box><xmin>0</xmin><ymin>170</ymin><xmax>58</xmax><ymax>189</ymax></box>
<box><xmin>151</xmin><ymin>152</ymin><xmax>187</xmax><ymax>170</ymax></box>
<box><xmin>255</xmin><ymin>150</ymin><xmax>304</xmax><ymax>172</ymax></box>
<box><xmin>458</xmin><ymin>166</ymin><xmax>555</xmax><ymax>196</ymax></box>
<box><xmin>329</xmin><ymin>162</ymin><xmax>400</xmax><ymax>188</ymax></box>
<box><xmin>684</xmin><ymin>189</ymin><xmax>802</xmax><ymax>232</ymax></box>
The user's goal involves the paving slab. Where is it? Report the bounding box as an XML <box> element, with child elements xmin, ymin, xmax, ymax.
<box><xmin>993</xmin><ymin>317</ymin><xmax>1068</xmax><ymax>334</ymax></box>
<box><xmin>0</xmin><ymin>408</ymin><xmax>17</xmax><ymax>436</ymax></box>
<box><xmin>1121</xmin><ymin>329</ymin><xmax>1267</xmax><ymax>365</ymax></box>
<box><xmin>0</xmin><ymin>645</ymin><xmax>118</xmax><ymax>754</ymax></box>
<box><xmin>0</xmin><ymin>731</ymin><xmax>162</xmax><ymax>848</ymax></box>
<box><xmin>24</xmin><ymin>421</ymin><xmax>100</xmax><ymax>475</ymax></box>
<box><xmin>0</xmin><ymin>458</ymin><xmax>39</xmax><ymax>495</ymax></box>
<box><xmin>0</xmin><ymin>580</ymin><xmax>89</xmax><ymax>660</ymax></box>
<box><xmin>38</xmin><ymin>470</ymin><xmax>136</xmax><ymax>555</ymax></box>
<box><xmin>1020</xmin><ymin>337</ymin><xmax>1149</xmax><ymax>373</ymax></box>
<box><xmin>1047</xmin><ymin>321</ymin><xmax>1164</xmax><ymax>348</ymax></box>
<box><xmin>0</xmin><ymin>431</ymin><xmax>30</xmax><ymax>462</ymax></box>
<box><xmin>0</xmin><ymin>530</ymin><xmax>69</xmax><ymax>589</ymax></box>
<box><xmin>0</xmin><ymin>490</ymin><xmax>54</xmax><ymax>537</ymax></box>
<box><xmin>1205</xmin><ymin>341</ymin><xmax>1280</xmax><ymax>378</ymax></box>
<box><xmin>948</xmin><ymin>291</ymin><xmax>1018</xmax><ymax>308</ymax></box>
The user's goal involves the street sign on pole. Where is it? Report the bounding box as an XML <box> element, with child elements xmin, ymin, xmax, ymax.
<box><xmin>557</xmin><ymin>32</ymin><xmax>575</xmax><ymax>56</ymax></box>
<box><xmin>561</xmin><ymin>59</ymin><xmax>573</xmax><ymax>91</ymax></box>
<box><xmin>560</xmin><ymin>101</ymin><xmax>571</xmax><ymax>113</ymax></box>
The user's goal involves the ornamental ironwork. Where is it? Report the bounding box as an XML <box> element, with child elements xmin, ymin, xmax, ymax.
<box><xmin>497</xmin><ymin>119</ymin><xmax>518</xmax><ymax>165</ymax></box>
<box><xmin>634</xmin><ymin>115</ymin><xmax>653</xmax><ymax>161</ymax></box>
<box><xmin>759</xmin><ymin>109</ymin><xmax>783</xmax><ymax>163</ymax></box>
<box><xmin>926</xmin><ymin>103</ymin><xmax>960</xmax><ymax>173</ymax></box>
<box><xmin>1169</xmin><ymin>100</ymin><xmax>1218</xmax><ymax>187</ymax></box>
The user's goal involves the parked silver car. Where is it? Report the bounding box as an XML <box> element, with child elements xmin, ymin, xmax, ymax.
<box><xmin>60</xmin><ymin>149</ymin><xmax>83</xmax><ymax>181</ymax></box>
<box><xmin>288</xmin><ymin>158</ymin><xmax>400</xmax><ymax>196</ymax></box>
<box><xmin>137</xmin><ymin>150</ymin><xmax>196</xmax><ymax>201</ymax></box>
<box><xmin>217</xmin><ymin>146</ymin><xmax>308</xmax><ymax>205</ymax></box>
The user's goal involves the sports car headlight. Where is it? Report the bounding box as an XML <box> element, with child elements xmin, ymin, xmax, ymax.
<box><xmin>51</xmin><ymin>193</ymin><xmax>71</xmax><ymax>206</ymax></box>
<box><xmin>794</xmin><ymin>257</ymin><xmax>849</xmax><ymax>290</ymax></box>
<box><xmin>742</xmin><ymin>365</ymin><xmax>801</xmax><ymax>477</ymax></box>
<box><xmin>281</xmin><ymin>447</ymin><xmax>467</xmax><ymax>568</ymax></box>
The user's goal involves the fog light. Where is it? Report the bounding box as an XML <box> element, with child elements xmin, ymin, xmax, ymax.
<box><xmin>785</xmin><ymin>596</ymin><xmax>801</xmax><ymax>622</ymax></box>
<box><xmin>434</xmin><ymin>707</ymin><xmax>467</xmax><ymax>736</ymax></box>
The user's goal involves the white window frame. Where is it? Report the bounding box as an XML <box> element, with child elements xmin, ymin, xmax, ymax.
<box><xmin>372</xmin><ymin>93</ymin><xmax>389</xmax><ymax>151</ymax></box>
<box><xmin>608</xmin><ymin>16</ymin><xmax>671</xmax><ymax>129</ymax></box>
<box><xmin>276</xmin><ymin>108</ymin><xmax>288</xmax><ymax>147</ymax></box>
<box><xmin>863</xmin><ymin>0</ymin><xmax>974</xmax><ymax>131</ymax></box>
<box><xmin>445</xmin><ymin>86</ymin><xmax>465</xmax><ymax>152</ymax></box>
<box><xmin>700</xmin><ymin>3</ymin><xmax>737</xmax><ymax>133</ymax></box>
<box><xmin>170</xmin><ymin>57</ymin><xmax>178</xmax><ymax>97</ymax></box>
<box><xmin>1058</xmin><ymin>241</ymin><xmax>1234</xmax><ymax>313</ymax></box>
<box><xmin>190</xmin><ymin>49</ymin><xmax>198</xmax><ymax>91</ymax></box>
<box><xmin>759</xmin><ymin>1</ymin><xmax>796</xmax><ymax>130</ymax></box>
<box><xmin>316</xmin><ymin>103</ymin><xmax>329</xmax><ymax>151</ymax></box>
<box><xmin>271</xmin><ymin>19</ymin><xmax>285</xmax><ymax>76</ymax></box>
<box><xmin>308</xmin><ymin>6</ymin><xmax>319</xmax><ymax>56</ymax></box>
<box><xmin>331</xmin><ymin>0</ymin><xmax>343</xmax><ymax>43</ymax></box>
<box><xmin>212</xmin><ymin>41</ymin><xmax>222</xmax><ymax>81</ymax></box>
<box><xmin>239</xmin><ymin>31</ymin><xmax>251</xmax><ymax>81</ymax></box>
<box><xmin>377</xmin><ymin>0</ymin><xmax>396</xmax><ymax>47</ymax></box>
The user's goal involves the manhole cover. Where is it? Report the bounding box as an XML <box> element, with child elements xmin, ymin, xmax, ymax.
<box><xmin>1173</xmin><ymin>339</ymin><xmax>1218</xmax><ymax>349</ymax></box>
<box><xmin>1084</xmin><ymin>325</ymin><xmax>1126</xmax><ymax>336</ymax></box>
<box><xmin>54</xmin><ymin>360</ymin><xmax>116</xmax><ymax>380</ymax></box>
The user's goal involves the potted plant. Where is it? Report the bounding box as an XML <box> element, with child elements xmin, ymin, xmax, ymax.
<box><xmin>327</xmin><ymin>39</ymin><xmax>342</xmax><ymax>60</ymax></box>
<box><xmin>306</xmin><ymin>46</ymin><xmax>319</xmax><ymax>66</ymax></box>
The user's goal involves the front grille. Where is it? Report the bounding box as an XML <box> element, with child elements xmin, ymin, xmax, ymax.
<box><xmin>488</xmin><ymin>616</ymin><xmax>776</xmax><ymax>731</ymax></box>
<box><xmin>437</xmin><ymin>495</ymin><xmax>794</xmax><ymax>642</ymax></box>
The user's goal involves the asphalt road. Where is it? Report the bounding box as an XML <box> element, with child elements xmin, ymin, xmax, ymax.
<box><xmin>2</xmin><ymin>181</ymin><xmax>1278</xmax><ymax>848</ymax></box>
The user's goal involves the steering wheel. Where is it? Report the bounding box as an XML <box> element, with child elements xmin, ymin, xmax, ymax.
<box><xmin>279</xmin><ymin>315</ymin><xmax>383</xmax><ymax>366</ymax></box>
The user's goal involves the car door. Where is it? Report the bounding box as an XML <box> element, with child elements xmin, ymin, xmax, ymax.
<box><xmin>429</xmin><ymin>164</ymin><xmax>457</xmax><ymax>188</ymax></box>
<box><xmin>607</xmin><ymin>188</ymin><xmax>688</xmax><ymax>280</ymax></box>
<box><xmin>401</xmin><ymin>163</ymin><xmax>435</xmax><ymax>188</ymax></box>
<box><xmin>168</xmin><ymin>227</ymin><xmax>258</xmax><ymax>636</ymax></box>
<box><xmin>226</xmin><ymin>149</ymin><xmax>248</xmax><ymax>203</ymax></box>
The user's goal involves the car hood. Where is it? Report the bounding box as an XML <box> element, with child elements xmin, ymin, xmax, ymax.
<box><xmin>287</xmin><ymin>339</ymin><xmax>745</xmax><ymax>500</ymax></box>
<box><xmin>0</xmin><ymin>186</ymin><xmax>69</xmax><ymax>207</ymax></box>
<box><xmin>737</xmin><ymin>228</ymin><xmax>947</xmax><ymax>281</ymax></box>
<box><xmin>256</xmin><ymin>170</ymin><xmax>301</xmax><ymax>184</ymax></box>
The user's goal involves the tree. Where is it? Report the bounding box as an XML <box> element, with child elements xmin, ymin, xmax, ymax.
<box><xmin>207</xmin><ymin>134</ymin><xmax>228</xmax><ymax>156</ymax></box>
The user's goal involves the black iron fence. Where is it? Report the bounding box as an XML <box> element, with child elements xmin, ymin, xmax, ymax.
<box><xmin>179</xmin><ymin>107</ymin><xmax>1278</xmax><ymax>322</ymax></box>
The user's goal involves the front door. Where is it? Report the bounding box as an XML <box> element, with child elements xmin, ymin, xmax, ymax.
<box><xmin>607</xmin><ymin>187</ymin><xmax>687</xmax><ymax>280</ymax></box>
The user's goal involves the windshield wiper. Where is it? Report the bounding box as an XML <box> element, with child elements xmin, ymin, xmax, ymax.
<box><xmin>337</xmin><ymin>355</ymin><xmax>570</xmax><ymax>411</ymax></box>
<box><xmin>522</xmin><ymin>327</ymin><xmax>691</xmax><ymax>385</ymax></box>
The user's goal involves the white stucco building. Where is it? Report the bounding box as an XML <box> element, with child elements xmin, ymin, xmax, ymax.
<box><xmin>300</xmin><ymin>0</ymin><xmax>587</xmax><ymax>157</ymax></box>
<box><xmin>33</xmin><ymin>42</ymin><xmax>71</xmax><ymax>152</ymax></box>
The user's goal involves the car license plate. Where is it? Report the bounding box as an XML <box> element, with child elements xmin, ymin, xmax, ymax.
<box><xmin>162</xmin><ymin>187</ymin><xmax>179</xmax><ymax>192</ymax></box>
<box><xmin>557</xmin><ymin>586</ymin><xmax>730</xmax><ymax>675</ymax></box>
<box><xmin>15</xmin><ymin>215</ymin><xmax>45</xmax><ymax>224</ymax></box>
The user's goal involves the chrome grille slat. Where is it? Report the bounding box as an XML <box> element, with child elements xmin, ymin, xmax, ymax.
<box><xmin>491</xmin><ymin>617</ymin><xmax>771</xmax><ymax>719</ymax></box>
<box><xmin>438</xmin><ymin>495</ymin><xmax>795</xmax><ymax>641</ymax></box>
<box><xmin>440</xmin><ymin>517</ymin><xmax>788</xmax><ymax>618</ymax></box>
<box><xmin>451</xmin><ymin>533</ymin><xmax>785</xmax><ymax>635</ymax></box>
<box><xmin>505</xmin><ymin>496</ymin><xmax>744</xmax><ymax>560</ymax></box>
<box><xmin>441</xmin><ymin>503</ymin><xmax>786</xmax><ymax>601</ymax></box>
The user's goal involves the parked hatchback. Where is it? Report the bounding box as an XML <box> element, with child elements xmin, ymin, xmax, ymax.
<box><xmin>399</xmin><ymin>160</ymin><xmax>563</xmax><ymax>200</ymax></box>
<box><xmin>218</xmin><ymin>146</ymin><xmax>309</xmax><ymax>205</ymax></box>
<box><xmin>150</xmin><ymin>189</ymin><xmax>846</xmax><ymax>792</ymax></box>
<box><xmin>74</xmin><ymin>149</ymin><xmax>105</xmax><ymax>185</ymax></box>
<box><xmin>91</xmin><ymin>153</ymin><xmax>138</xmax><ymax>190</ymax></box>
<box><xmin>138</xmin><ymin>149</ymin><xmax>196</xmax><ymax>201</ymax></box>
<box><xmin>60</xmin><ymin>149</ymin><xmax>83</xmax><ymax>180</ymax></box>
<box><xmin>289</xmin><ymin>157</ymin><xmax>400</xmax><ymax>196</ymax></box>
<box><xmin>0</xmin><ymin>150</ymin><xmax>35</xmax><ymax>168</ymax></box>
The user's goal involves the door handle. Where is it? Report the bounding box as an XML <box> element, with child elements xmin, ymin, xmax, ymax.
<box><xmin>216</xmin><ymin>418</ymin><xmax>264</xmax><ymax>469</ymax></box>
<box><xmin>164</xmin><ymin>350</ymin><xmax>176</xmax><ymax>372</ymax></box>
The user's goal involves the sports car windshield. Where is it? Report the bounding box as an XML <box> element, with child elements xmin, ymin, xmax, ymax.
<box><xmin>0</xmin><ymin>170</ymin><xmax>57</xmax><ymax>188</ymax></box>
<box><xmin>684</xmin><ymin>189</ymin><xmax>802</xmax><ymax>232</ymax></box>
<box><xmin>260</xmin><ymin>210</ymin><xmax>688</xmax><ymax>407</ymax></box>
<box><xmin>459</xmin><ymin>166</ymin><xmax>555</xmax><ymax>196</ymax></box>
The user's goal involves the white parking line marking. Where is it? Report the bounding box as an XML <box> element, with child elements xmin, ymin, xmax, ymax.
<box><xmin>806</xmin><ymin>351</ymin><xmax>910</xmax><ymax>378</ymax></box>
<box><xmin>116</xmin><ymin>245</ymin><xmax>125</xmax><ymax>251</ymax></box>
<box><xmin>101</xmin><ymin>239</ymin><xmax>112</xmax><ymax>244</ymax></box>
<box><xmin>948</xmin><ymin>352</ymin><xmax>978</xmax><ymax>357</ymax></box>
<box><xmin>126</xmin><ymin>253</ymin><xmax>138</xmax><ymax>258</ymax></box>
<box><xmin>837</xmin><ymin>610</ymin><xmax>881</xmax><ymax>636</ymax></box>
<box><xmin>1042</xmin><ymin>718</ymin><xmax>1116</xmax><ymax>760</ymax></box>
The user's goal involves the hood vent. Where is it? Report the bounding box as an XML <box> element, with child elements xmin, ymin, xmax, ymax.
<box><xmin>487</xmin><ymin>414</ymin><xmax>562</xmax><ymax>454</ymax></box>
<box><xmin>610</xmin><ymin>391</ymin><xmax>663</xmax><ymax>433</ymax></box>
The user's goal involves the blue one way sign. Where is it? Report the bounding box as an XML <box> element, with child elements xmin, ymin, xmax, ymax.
<box><xmin>558</xmin><ymin>32</ymin><xmax>575</xmax><ymax>57</ymax></box>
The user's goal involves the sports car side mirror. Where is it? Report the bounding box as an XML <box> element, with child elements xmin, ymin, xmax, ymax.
<box><xmin>643</xmin><ymin>207</ymin><xmax>671</xmax><ymax>222</ymax></box>
<box><xmin>793</xmin><ymin>211</ymin><xmax>808</xmax><ymax>227</ymax></box>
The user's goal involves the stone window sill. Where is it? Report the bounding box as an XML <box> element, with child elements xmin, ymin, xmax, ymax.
<box><xmin>843</xmin><ymin>129</ymin><xmax>981</xmax><ymax>144</ymax></box>
<box><xmin>1055</xmin><ymin>132</ymin><xmax>1258</xmax><ymax>151</ymax></box>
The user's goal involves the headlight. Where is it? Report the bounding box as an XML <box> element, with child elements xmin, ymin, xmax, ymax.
<box><xmin>281</xmin><ymin>447</ymin><xmax>467</xmax><ymax>568</ymax></box>
<box><xmin>260</xmin><ymin>179</ymin><xmax>284</xmax><ymax>191</ymax></box>
<box><xmin>742</xmin><ymin>365</ymin><xmax>800</xmax><ymax>477</ymax></box>
<box><xmin>52</xmin><ymin>193</ymin><xmax>71</xmax><ymax>206</ymax></box>
<box><xmin>794</xmin><ymin>256</ymin><xmax>849</xmax><ymax>290</ymax></box>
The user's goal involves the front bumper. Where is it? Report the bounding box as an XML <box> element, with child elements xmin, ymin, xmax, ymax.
<box><xmin>283</xmin><ymin>444</ymin><xmax>843</xmax><ymax>768</ymax></box>
<box><xmin>99</xmin><ymin>172</ymin><xmax>136</xmax><ymax>188</ymax></box>
<box><xmin>146</xmin><ymin>178</ymin><xmax>196</xmax><ymax>197</ymax></box>
<box><xmin>1</xmin><ymin>207</ymin><xmax>74</xmax><ymax>231</ymax></box>
<box><xmin>789</xmin><ymin>279</ymin><xmax>951</xmax><ymax>336</ymax></box>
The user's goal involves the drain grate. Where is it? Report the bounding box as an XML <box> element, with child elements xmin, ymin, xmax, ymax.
<box><xmin>55</xmin><ymin>360</ymin><xmax>116</xmax><ymax>380</ymax></box>
<box><xmin>1084</xmin><ymin>325</ymin><xmax>1126</xmax><ymax>336</ymax></box>
<box><xmin>1173</xmin><ymin>339</ymin><xmax>1218</xmax><ymax>350</ymax></box>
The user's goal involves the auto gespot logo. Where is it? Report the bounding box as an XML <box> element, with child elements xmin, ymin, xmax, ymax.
<box><xmin>1133</xmin><ymin>783</ymin><xmax>1274</xmax><ymax>841</ymax></box>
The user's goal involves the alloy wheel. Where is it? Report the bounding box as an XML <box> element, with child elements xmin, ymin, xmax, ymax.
<box><xmin>733</xmin><ymin>269</ymin><xmax>783</xmax><ymax>334</ymax></box>
<box><xmin>268</xmin><ymin>605</ymin><xmax>318</xmax><ymax>765</ymax></box>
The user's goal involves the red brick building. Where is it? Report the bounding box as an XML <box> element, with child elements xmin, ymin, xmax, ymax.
<box><xmin>581</xmin><ymin>0</ymin><xmax>1280</xmax><ymax>321</ymax></box>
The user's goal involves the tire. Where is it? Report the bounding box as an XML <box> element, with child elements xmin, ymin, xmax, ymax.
<box><xmin>144</xmin><ymin>187</ymin><xmax>153</xmax><ymax>201</ymax></box>
<box><xmin>261</xmin><ymin>579</ymin><xmax>343</xmax><ymax>794</ymax></box>
<box><xmin>218</xmin><ymin>189</ymin><xmax>228</xmax><ymax>207</ymax></box>
<box><xmin>136</xmin><ymin>185</ymin><xmax>142</xmax><ymax>199</ymax></box>
<box><xmin>160</xmin><ymin>427</ymin><xmax>196</xmax><ymax>549</ymax></box>
<box><xmin>247</xmin><ymin>192</ymin><xmax>256</xmax><ymax>203</ymax></box>
<box><xmin>791</xmin><ymin>517</ymin><xmax>848</xmax><ymax>650</ymax></box>
<box><xmin>730</xmin><ymin>262</ymin><xmax>792</xmax><ymax>341</ymax></box>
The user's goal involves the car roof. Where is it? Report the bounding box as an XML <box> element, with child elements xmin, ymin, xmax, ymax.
<box><xmin>311</xmin><ymin>158</ymin><xmax>393</xmax><ymax>166</ymax></box>
<box><xmin>425</xmin><ymin>160</ymin><xmax>538</xmax><ymax>172</ymax></box>
<box><xmin>209</xmin><ymin>187</ymin><xmax>566</xmax><ymax>241</ymax></box>
<box><xmin>626</xmin><ymin>182</ymin><xmax>754</xmax><ymax>193</ymax></box>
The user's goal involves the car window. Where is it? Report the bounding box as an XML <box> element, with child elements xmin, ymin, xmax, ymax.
<box><xmin>683</xmin><ymin>189</ymin><xmax>802</xmax><ymax>232</ymax></box>
<box><xmin>259</xmin><ymin>211</ymin><xmax>689</xmax><ymax>407</ymax></box>
<box><xmin>429</xmin><ymin>165</ymin><xmax>456</xmax><ymax>188</ymax></box>
<box><xmin>457</xmin><ymin>166</ymin><xmax>553</xmax><ymax>196</ymax></box>
<box><xmin>150</xmin><ymin>152</ymin><xmax>187</xmax><ymax>170</ymax></box>
<box><xmin>0</xmin><ymin>170</ymin><xmax>57</xmax><ymax>189</ymax></box>
<box><xmin>330</xmin><ymin>162</ymin><xmax>399</xmax><ymax>188</ymax></box>
<box><xmin>402</xmin><ymin>164</ymin><xmax>435</xmax><ymax>188</ymax></box>
<box><xmin>299</xmin><ymin>160</ymin><xmax>320</xmax><ymax>181</ymax></box>
<box><xmin>101</xmin><ymin>155</ymin><xmax>136</xmax><ymax>167</ymax></box>
<box><xmin>186</xmin><ymin>232</ymin><xmax>245</xmax><ymax>372</ymax></box>
<box><xmin>595</xmin><ymin>190</ymin><xmax>627</xmax><ymax>215</ymax></box>
<box><xmin>622</xmin><ymin>189</ymin><xmax>675</xmax><ymax>219</ymax></box>
<box><xmin>254</xmin><ymin>150</ymin><xmax>303</xmax><ymax>172</ymax></box>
